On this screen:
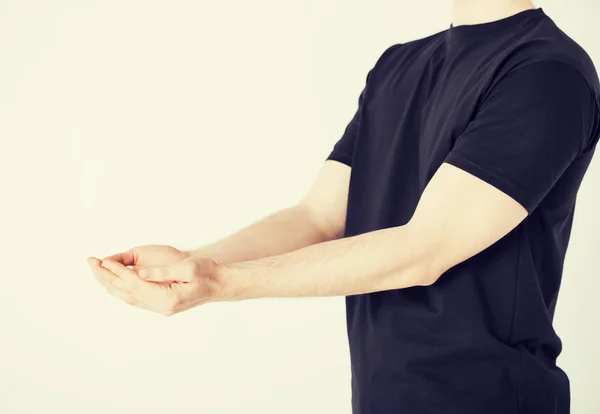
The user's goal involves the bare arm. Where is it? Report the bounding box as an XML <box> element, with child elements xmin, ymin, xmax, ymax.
<box><xmin>91</xmin><ymin>61</ymin><xmax>589</xmax><ymax>315</ymax></box>
<box><xmin>215</xmin><ymin>162</ymin><xmax>528</xmax><ymax>300</ymax></box>
<box><xmin>105</xmin><ymin>160</ymin><xmax>530</xmax><ymax>312</ymax></box>
<box><xmin>187</xmin><ymin>160</ymin><xmax>352</xmax><ymax>263</ymax></box>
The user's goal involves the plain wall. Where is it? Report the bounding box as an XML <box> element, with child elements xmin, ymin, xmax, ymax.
<box><xmin>1</xmin><ymin>1</ymin><xmax>599</xmax><ymax>413</ymax></box>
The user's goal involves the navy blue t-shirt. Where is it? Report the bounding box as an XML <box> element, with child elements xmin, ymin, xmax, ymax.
<box><xmin>326</xmin><ymin>7</ymin><xmax>600</xmax><ymax>414</ymax></box>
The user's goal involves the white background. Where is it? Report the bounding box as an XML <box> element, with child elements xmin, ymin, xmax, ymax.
<box><xmin>1</xmin><ymin>1</ymin><xmax>599</xmax><ymax>413</ymax></box>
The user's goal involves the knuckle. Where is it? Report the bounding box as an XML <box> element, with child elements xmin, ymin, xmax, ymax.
<box><xmin>184</xmin><ymin>259</ymin><xmax>199</xmax><ymax>276</ymax></box>
<box><xmin>159</xmin><ymin>301</ymin><xmax>177</xmax><ymax>317</ymax></box>
<box><xmin>160</xmin><ymin>309</ymin><xmax>175</xmax><ymax>317</ymax></box>
<box><xmin>170</xmin><ymin>294</ymin><xmax>182</xmax><ymax>309</ymax></box>
<box><xmin>118</xmin><ymin>284</ymin><xmax>132</xmax><ymax>295</ymax></box>
<box><xmin>161</xmin><ymin>294</ymin><xmax>180</xmax><ymax>315</ymax></box>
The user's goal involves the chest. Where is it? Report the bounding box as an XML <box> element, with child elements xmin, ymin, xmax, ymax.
<box><xmin>357</xmin><ymin>44</ymin><xmax>497</xmax><ymax>174</ymax></box>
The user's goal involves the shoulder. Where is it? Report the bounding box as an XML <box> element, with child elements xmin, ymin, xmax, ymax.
<box><xmin>369</xmin><ymin>31</ymin><xmax>446</xmax><ymax>78</ymax></box>
<box><xmin>377</xmin><ymin>29</ymin><xmax>447</xmax><ymax>60</ymax></box>
<box><xmin>494</xmin><ymin>17</ymin><xmax>599</xmax><ymax>96</ymax></box>
<box><xmin>486</xmin><ymin>16</ymin><xmax>600</xmax><ymax>148</ymax></box>
<box><xmin>489</xmin><ymin>19</ymin><xmax>600</xmax><ymax>151</ymax></box>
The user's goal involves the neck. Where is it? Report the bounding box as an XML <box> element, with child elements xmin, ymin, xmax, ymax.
<box><xmin>452</xmin><ymin>0</ymin><xmax>536</xmax><ymax>26</ymax></box>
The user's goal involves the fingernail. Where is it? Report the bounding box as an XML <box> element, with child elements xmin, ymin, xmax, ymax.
<box><xmin>139</xmin><ymin>268</ymin><xmax>150</xmax><ymax>279</ymax></box>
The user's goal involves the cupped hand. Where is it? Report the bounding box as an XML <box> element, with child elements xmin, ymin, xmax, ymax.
<box><xmin>87</xmin><ymin>248</ymin><xmax>224</xmax><ymax>316</ymax></box>
<box><xmin>89</xmin><ymin>244</ymin><xmax>192</xmax><ymax>273</ymax></box>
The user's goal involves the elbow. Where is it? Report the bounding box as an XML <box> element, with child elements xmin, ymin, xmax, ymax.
<box><xmin>420</xmin><ymin>268</ymin><xmax>443</xmax><ymax>286</ymax></box>
<box><xmin>398</xmin><ymin>242</ymin><xmax>450</xmax><ymax>288</ymax></box>
<box><xmin>415</xmin><ymin>260</ymin><xmax>445</xmax><ymax>287</ymax></box>
<box><xmin>396</xmin><ymin>221</ymin><xmax>451</xmax><ymax>288</ymax></box>
<box><xmin>383</xmin><ymin>256</ymin><xmax>445</xmax><ymax>290</ymax></box>
<box><xmin>419</xmin><ymin>251</ymin><xmax>457</xmax><ymax>286</ymax></box>
<box><xmin>296</xmin><ymin>202</ymin><xmax>345</xmax><ymax>243</ymax></box>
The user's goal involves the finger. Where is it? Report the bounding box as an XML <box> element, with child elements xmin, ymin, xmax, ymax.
<box><xmin>107</xmin><ymin>285</ymin><xmax>156</xmax><ymax>313</ymax></box>
<box><xmin>101</xmin><ymin>260</ymin><xmax>183</xmax><ymax>316</ymax></box>
<box><xmin>101</xmin><ymin>249</ymin><xmax>136</xmax><ymax>266</ymax></box>
<box><xmin>101</xmin><ymin>259</ymin><xmax>172</xmax><ymax>304</ymax></box>
<box><xmin>138</xmin><ymin>261</ymin><xmax>194</xmax><ymax>283</ymax></box>
<box><xmin>172</xmin><ymin>282</ymin><xmax>212</xmax><ymax>313</ymax></box>
<box><xmin>86</xmin><ymin>257</ymin><xmax>102</xmax><ymax>267</ymax></box>
<box><xmin>131</xmin><ymin>265</ymin><xmax>159</xmax><ymax>276</ymax></box>
<box><xmin>91</xmin><ymin>263</ymin><xmax>156</xmax><ymax>312</ymax></box>
<box><xmin>137</xmin><ymin>265</ymin><xmax>172</xmax><ymax>282</ymax></box>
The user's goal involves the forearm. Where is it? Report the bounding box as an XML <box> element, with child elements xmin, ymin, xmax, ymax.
<box><xmin>187</xmin><ymin>204</ymin><xmax>338</xmax><ymax>263</ymax></box>
<box><xmin>217</xmin><ymin>223</ymin><xmax>442</xmax><ymax>301</ymax></box>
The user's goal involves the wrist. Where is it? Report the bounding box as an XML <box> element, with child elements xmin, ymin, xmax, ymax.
<box><xmin>185</xmin><ymin>248</ymin><xmax>205</xmax><ymax>258</ymax></box>
<box><xmin>213</xmin><ymin>261</ymin><xmax>253</xmax><ymax>302</ymax></box>
<box><xmin>186</xmin><ymin>245</ymin><xmax>227</xmax><ymax>262</ymax></box>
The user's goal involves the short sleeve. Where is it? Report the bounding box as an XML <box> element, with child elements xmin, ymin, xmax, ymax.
<box><xmin>325</xmin><ymin>68</ymin><xmax>373</xmax><ymax>167</ymax></box>
<box><xmin>443</xmin><ymin>60</ymin><xmax>598</xmax><ymax>214</ymax></box>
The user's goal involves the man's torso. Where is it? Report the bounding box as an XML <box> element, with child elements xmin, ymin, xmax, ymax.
<box><xmin>340</xmin><ymin>8</ymin><xmax>600</xmax><ymax>414</ymax></box>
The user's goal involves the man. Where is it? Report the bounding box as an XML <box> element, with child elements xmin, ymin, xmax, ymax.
<box><xmin>87</xmin><ymin>1</ymin><xmax>600</xmax><ymax>413</ymax></box>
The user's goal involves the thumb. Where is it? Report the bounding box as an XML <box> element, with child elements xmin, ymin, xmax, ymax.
<box><xmin>137</xmin><ymin>262</ymin><xmax>194</xmax><ymax>283</ymax></box>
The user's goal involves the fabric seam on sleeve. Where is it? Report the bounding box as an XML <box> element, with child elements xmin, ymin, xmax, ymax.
<box><xmin>444</xmin><ymin>154</ymin><xmax>536</xmax><ymax>213</ymax></box>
